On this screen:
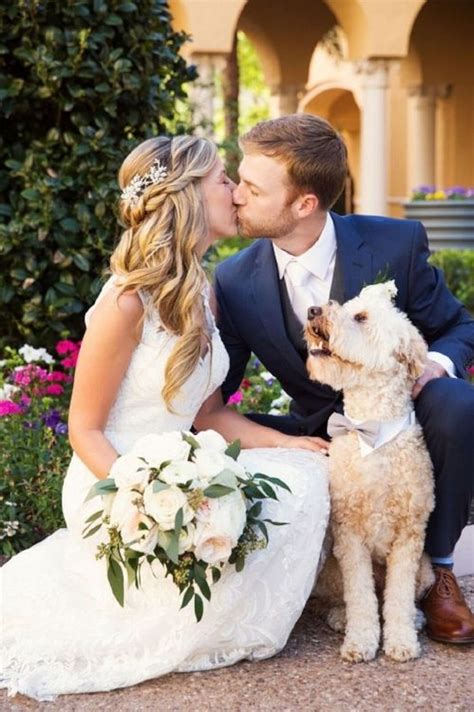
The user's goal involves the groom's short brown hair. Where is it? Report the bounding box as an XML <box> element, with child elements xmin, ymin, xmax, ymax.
<box><xmin>240</xmin><ymin>114</ymin><xmax>347</xmax><ymax>211</ymax></box>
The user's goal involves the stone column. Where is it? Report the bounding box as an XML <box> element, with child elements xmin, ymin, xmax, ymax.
<box><xmin>406</xmin><ymin>85</ymin><xmax>437</xmax><ymax>192</ymax></box>
<box><xmin>189</xmin><ymin>53</ymin><xmax>220</xmax><ymax>137</ymax></box>
<box><xmin>269</xmin><ymin>83</ymin><xmax>305</xmax><ymax>118</ymax></box>
<box><xmin>355</xmin><ymin>59</ymin><xmax>390</xmax><ymax>215</ymax></box>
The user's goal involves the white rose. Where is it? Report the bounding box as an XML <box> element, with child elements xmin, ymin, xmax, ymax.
<box><xmin>131</xmin><ymin>432</ymin><xmax>191</xmax><ymax>469</ymax></box>
<box><xmin>194</xmin><ymin>491</ymin><xmax>247</xmax><ymax>565</ymax></box>
<box><xmin>194</xmin><ymin>534</ymin><xmax>233</xmax><ymax>565</ymax></box>
<box><xmin>129</xmin><ymin>523</ymin><xmax>159</xmax><ymax>555</ymax></box>
<box><xmin>178</xmin><ymin>523</ymin><xmax>196</xmax><ymax>554</ymax></box>
<box><xmin>143</xmin><ymin>484</ymin><xmax>193</xmax><ymax>531</ymax></box>
<box><xmin>160</xmin><ymin>460</ymin><xmax>198</xmax><ymax>486</ymax></box>
<box><xmin>109</xmin><ymin>488</ymin><xmax>143</xmax><ymax>536</ymax></box>
<box><xmin>193</xmin><ymin>450</ymin><xmax>246</xmax><ymax>484</ymax></box>
<box><xmin>109</xmin><ymin>454</ymin><xmax>150</xmax><ymax>491</ymax></box>
<box><xmin>194</xmin><ymin>430</ymin><xmax>228</xmax><ymax>453</ymax></box>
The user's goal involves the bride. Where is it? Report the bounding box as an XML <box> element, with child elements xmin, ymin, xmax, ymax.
<box><xmin>1</xmin><ymin>135</ymin><xmax>329</xmax><ymax>701</ymax></box>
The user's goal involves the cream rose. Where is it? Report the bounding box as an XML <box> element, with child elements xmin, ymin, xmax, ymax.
<box><xmin>143</xmin><ymin>484</ymin><xmax>193</xmax><ymax>530</ymax></box>
<box><xmin>194</xmin><ymin>534</ymin><xmax>233</xmax><ymax>565</ymax></box>
<box><xmin>129</xmin><ymin>523</ymin><xmax>159</xmax><ymax>555</ymax></box>
<box><xmin>131</xmin><ymin>432</ymin><xmax>191</xmax><ymax>469</ymax></box>
<box><xmin>178</xmin><ymin>523</ymin><xmax>196</xmax><ymax>554</ymax></box>
<box><xmin>194</xmin><ymin>491</ymin><xmax>247</xmax><ymax>564</ymax></box>
<box><xmin>109</xmin><ymin>453</ymin><xmax>150</xmax><ymax>491</ymax></box>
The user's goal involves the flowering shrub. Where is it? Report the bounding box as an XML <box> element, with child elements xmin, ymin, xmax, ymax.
<box><xmin>227</xmin><ymin>356</ymin><xmax>291</xmax><ymax>416</ymax></box>
<box><xmin>410</xmin><ymin>185</ymin><xmax>474</xmax><ymax>201</ymax></box>
<box><xmin>0</xmin><ymin>340</ymin><xmax>80</xmax><ymax>555</ymax></box>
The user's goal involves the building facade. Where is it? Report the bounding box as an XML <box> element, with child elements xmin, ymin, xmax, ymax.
<box><xmin>169</xmin><ymin>0</ymin><xmax>474</xmax><ymax>217</ymax></box>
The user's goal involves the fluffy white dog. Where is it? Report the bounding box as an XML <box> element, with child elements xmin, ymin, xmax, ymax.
<box><xmin>306</xmin><ymin>281</ymin><xmax>434</xmax><ymax>663</ymax></box>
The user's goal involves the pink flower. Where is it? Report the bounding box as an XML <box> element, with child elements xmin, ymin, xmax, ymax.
<box><xmin>0</xmin><ymin>400</ymin><xmax>22</xmax><ymax>416</ymax></box>
<box><xmin>56</xmin><ymin>339</ymin><xmax>80</xmax><ymax>355</ymax></box>
<box><xmin>20</xmin><ymin>395</ymin><xmax>31</xmax><ymax>407</ymax></box>
<box><xmin>61</xmin><ymin>352</ymin><xmax>79</xmax><ymax>369</ymax></box>
<box><xmin>227</xmin><ymin>391</ymin><xmax>243</xmax><ymax>405</ymax></box>
<box><xmin>469</xmin><ymin>365</ymin><xmax>474</xmax><ymax>376</ymax></box>
<box><xmin>45</xmin><ymin>384</ymin><xmax>64</xmax><ymax>396</ymax></box>
<box><xmin>46</xmin><ymin>371</ymin><xmax>68</xmax><ymax>382</ymax></box>
<box><xmin>13</xmin><ymin>364</ymin><xmax>48</xmax><ymax>386</ymax></box>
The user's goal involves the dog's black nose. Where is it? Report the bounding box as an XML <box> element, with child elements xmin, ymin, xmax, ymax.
<box><xmin>307</xmin><ymin>306</ymin><xmax>322</xmax><ymax>320</ymax></box>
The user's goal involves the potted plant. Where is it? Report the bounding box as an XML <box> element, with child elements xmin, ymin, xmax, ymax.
<box><xmin>404</xmin><ymin>186</ymin><xmax>474</xmax><ymax>251</ymax></box>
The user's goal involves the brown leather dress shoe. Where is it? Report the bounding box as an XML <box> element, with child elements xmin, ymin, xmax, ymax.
<box><xmin>420</xmin><ymin>566</ymin><xmax>474</xmax><ymax>644</ymax></box>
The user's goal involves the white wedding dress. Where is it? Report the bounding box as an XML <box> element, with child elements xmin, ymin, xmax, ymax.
<box><xmin>0</xmin><ymin>278</ymin><xmax>329</xmax><ymax>701</ymax></box>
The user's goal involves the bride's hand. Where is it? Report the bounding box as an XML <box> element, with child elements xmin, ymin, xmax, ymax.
<box><xmin>278</xmin><ymin>434</ymin><xmax>330</xmax><ymax>455</ymax></box>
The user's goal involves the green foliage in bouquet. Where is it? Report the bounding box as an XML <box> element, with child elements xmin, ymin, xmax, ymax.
<box><xmin>84</xmin><ymin>431</ymin><xmax>290</xmax><ymax>621</ymax></box>
<box><xmin>0</xmin><ymin>0</ymin><xmax>196</xmax><ymax>350</ymax></box>
<box><xmin>429</xmin><ymin>249</ymin><xmax>474</xmax><ymax>315</ymax></box>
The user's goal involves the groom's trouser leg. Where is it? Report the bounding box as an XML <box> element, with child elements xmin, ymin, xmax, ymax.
<box><xmin>414</xmin><ymin>378</ymin><xmax>474</xmax><ymax>557</ymax></box>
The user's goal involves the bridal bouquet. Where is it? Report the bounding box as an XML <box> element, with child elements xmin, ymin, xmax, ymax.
<box><xmin>83</xmin><ymin>430</ymin><xmax>290</xmax><ymax>621</ymax></box>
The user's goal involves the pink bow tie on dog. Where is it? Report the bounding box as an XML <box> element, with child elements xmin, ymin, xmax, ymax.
<box><xmin>327</xmin><ymin>413</ymin><xmax>380</xmax><ymax>447</ymax></box>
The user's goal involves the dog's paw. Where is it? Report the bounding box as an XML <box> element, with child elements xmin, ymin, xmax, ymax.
<box><xmin>340</xmin><ymin>633</ymin><xmax>379</xmax><ymax>662</ymax></box>
<box><xmin>384</xmin><ymin>630</ymin><xmax>420</xmax><ymax>662</ymax></box>
<box><xmin>326</xmin><ymin>605</ymin><xmax>346</xmax><ymax>633</ymax></box>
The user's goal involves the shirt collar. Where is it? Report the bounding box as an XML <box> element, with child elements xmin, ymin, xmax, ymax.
<box><xmin>272</xmin><ymin>213</ymin><xmax>337</xmax><ymax>281</ymax></box>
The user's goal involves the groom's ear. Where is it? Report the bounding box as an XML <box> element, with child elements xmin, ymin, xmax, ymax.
<box><xmin>294</xmin><ymin>193</ymin><xmax>319</xmax><ymax>218</ymax></box>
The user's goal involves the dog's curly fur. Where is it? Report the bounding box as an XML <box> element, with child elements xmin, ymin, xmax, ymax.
<box><xmin>306</xmin><ymin>282</ymin><xmax>434</xmax><ymax>663</ymax></box>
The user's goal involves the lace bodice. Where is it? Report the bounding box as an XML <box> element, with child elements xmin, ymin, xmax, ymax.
<box><xmin>84</xmin><ymin>277</ymin><xmax>229</xmax><ymax>453</ymax></box>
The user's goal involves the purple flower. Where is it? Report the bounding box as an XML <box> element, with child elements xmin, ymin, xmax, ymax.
<box><xmin>54</xmin><ymin>422</ymin><xmax>68</xmax><ymax>436</ymax></box>
<box><xmin>42</xmin><ymin>409</ymin><xmax>62</xmax><ymax>429</ymax></box>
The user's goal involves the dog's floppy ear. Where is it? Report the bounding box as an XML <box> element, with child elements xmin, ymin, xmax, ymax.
<box><xmin>395</xmin><ymin>326</ymin><xmax>428</xmax><ymax>380</ymax></box>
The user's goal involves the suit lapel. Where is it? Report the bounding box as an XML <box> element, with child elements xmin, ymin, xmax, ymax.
<box><xmin>331</xmin><ymin>212</ymin><xmax>374</xmax><ymax>302</ymax></box>
<box><xmin>252</xmin><ymin>240</ymin><xmax>308</xmax><ymax>376</ymax></box>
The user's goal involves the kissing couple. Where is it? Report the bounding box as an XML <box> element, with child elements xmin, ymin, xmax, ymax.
<box><xmin>2</xmin><ymin>114</ymin><xmax>473</xmax><ymax>701</ymax></box>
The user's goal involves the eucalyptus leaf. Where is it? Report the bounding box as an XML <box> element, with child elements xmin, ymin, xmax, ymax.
<box><xmin>194</xmin><ymin>593</ymin><xmax>204</xmax><ymax>622</ymax></box>
<box><xmin>203</xmin><ymin>484</ymin><xmax>235</xmax><ymax>499</ymax></box>
<box><xmin>107</xmin><ymin>559</ymin><xmax>124</xmax><ymax>607</ymax></box>
<box><xmin>225</xmin><ymin>439</ymin><xmax>241</xmax><ymax>461</ymax></box>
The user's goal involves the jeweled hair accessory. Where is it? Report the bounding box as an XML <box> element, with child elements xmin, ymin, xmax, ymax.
<box><xmin>120</xmin><ymin>158</ymin><xmax>168</xmax><ymax>205</ymax></box>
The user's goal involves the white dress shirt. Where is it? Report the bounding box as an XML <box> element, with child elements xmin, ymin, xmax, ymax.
<box><xmin>272</xmin><ymin>213</ymin><xmax>456</xmax><ymax>377</ymax></box>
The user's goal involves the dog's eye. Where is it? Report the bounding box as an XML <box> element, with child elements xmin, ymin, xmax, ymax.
<box><xmin>354</xmin><ymin>311</ymin><xmax>368</xmax><ymax>323</ymax></box>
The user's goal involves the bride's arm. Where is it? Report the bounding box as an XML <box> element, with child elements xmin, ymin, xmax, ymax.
<box><xmin>194</xmin><ymin>389</ymin><xmax>329</xmax><ymax>454</ymax></box>
<box><xmin>68</xmin><ymin>289</ymin><xmax>143</xmax><ymax>479</ymax></box>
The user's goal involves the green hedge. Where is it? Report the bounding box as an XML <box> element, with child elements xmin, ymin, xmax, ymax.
<box><xmin>430</xmin><ymin>249</ymin><xmax>474</xmax><ymax>314</ymax></box>
<box><xmin>0</xmin><ymin>0</ymin><xmax>195</xmax><ymax>350</ymax></box>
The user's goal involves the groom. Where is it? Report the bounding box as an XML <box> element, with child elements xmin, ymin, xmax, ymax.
<box><xmin>215</xmin><ymin>114</ymin><xmax>474</xmax><ymax>644</ymax></box>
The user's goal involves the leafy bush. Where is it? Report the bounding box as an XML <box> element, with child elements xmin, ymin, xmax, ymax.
<box><xmin>0</xmin><ymin>0</ymin><xmax>195</xmax><ymax>350</ymax></box>
<box><xmin>0</xmin><ymin>341</ymin><xmax>79</xmax><ymax>555</ymax></box>
<box><xmin>429</xmin><ymin>249</ymin><xmax>474</xmax><ymax>314</ymax></box>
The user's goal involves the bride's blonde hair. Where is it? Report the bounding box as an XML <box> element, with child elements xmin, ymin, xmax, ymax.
<box><xmin>111</xmin><ymin>135</ymin><xmax>218</xmax><ymax>410</ymax></box>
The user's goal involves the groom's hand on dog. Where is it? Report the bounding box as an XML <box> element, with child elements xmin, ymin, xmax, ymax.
<box><xmin>412</xmin><ymin>359</ymin><xmax>448</xmax><ymax>399</ymax></box>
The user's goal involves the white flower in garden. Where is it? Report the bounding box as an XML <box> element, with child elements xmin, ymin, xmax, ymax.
<box><xmin>18</xmin><ymin>344</ymin><xmax>54</xmax><ymax>365</ymax></box>
<box><xmin>0</xmin><ymin>384</ymin><xmax>20</xmax><ymax>400</ymax></box>
<box><xmin>194</xmin><ymin>430</ymin><xmax>228</xmax><ymax>453</ymax></box>
<box><xmin>109</xmin><ymin>453</ymin><xmax>151</xmax><ymax>491</ymax></box>
<box><xmin>194</xmin><ymin>490</ymin><xmax>247</xmax><ymax>564</ymax></box>
<box><xmin>270</xmin><ymin>391</ymin><xmax>291</xmax><ymax>409</ymax></box>
<box><xmin>160</xmin><ymin>460</ymin><xmax>198</xmax><ymax>486</ymax></box>
<box><xmin>131</xmin><ymin>432</ymin><xmax>191</xmax><ymax>469</ymax></box>
<box><xmin>259</xmin><ymin>370</ymin><xmax>274</xmax><ymax>384</ymax></box>
<box><xmin>143</xmin><ymin>484</ymin><xmax>193</xmax><ymax>530</ymax></box>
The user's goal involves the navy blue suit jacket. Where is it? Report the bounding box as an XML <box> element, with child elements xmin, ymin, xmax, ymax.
<box><xmin>215</xmin><ymin>213</ymin><xmax>474</xmax><ymax>434</ymax></box>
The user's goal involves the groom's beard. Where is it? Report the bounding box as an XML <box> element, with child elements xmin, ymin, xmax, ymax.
<box><xmin>237</xmin><ymin>205</ymin><xmax>298</xmax><ymax>240</ymax></box>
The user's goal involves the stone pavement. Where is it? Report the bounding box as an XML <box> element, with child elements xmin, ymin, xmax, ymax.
<box><xmin>2</xmin><ymin>577</ymin><xmax>473</xmax><ymax>712</ymax></box>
